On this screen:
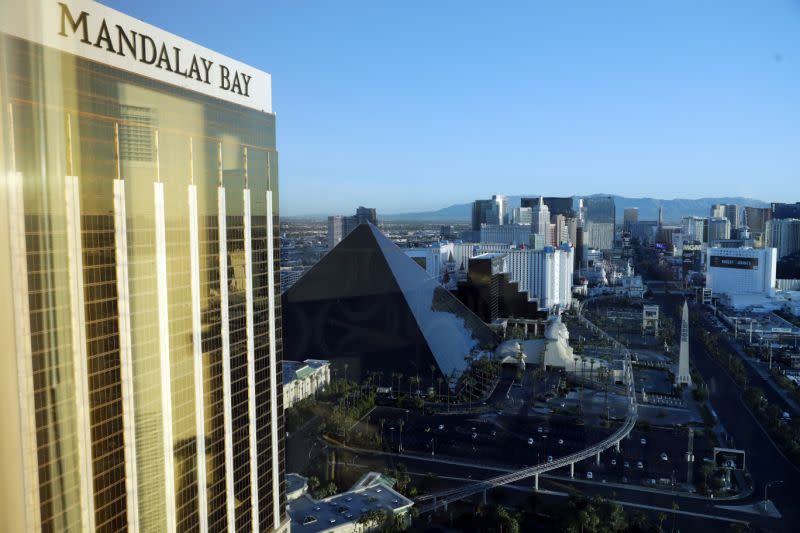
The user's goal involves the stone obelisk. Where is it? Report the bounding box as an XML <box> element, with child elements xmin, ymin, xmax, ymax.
<box><xmin>675</xmin><ymin>300</ymin><xmax>692</xmax><ymax>386</ymax></box>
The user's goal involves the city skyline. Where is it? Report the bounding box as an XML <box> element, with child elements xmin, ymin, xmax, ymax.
<box><xmin>100</xmin><ymin>0</ymin><xmax>800</xmax><ymax>215</ymax></box>
<box><xmin>4</xmin><ymin>2</ymin><xmax>800</xmax><ymax>532</ymax></box>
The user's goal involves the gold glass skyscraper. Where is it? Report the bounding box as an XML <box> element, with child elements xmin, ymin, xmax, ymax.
<box><xmin>0</xmin><ymin>1</ymin><xmax>287</xmax><ymax>531</ymax></box>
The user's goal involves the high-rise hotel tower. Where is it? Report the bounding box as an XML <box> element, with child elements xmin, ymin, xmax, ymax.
<box><xmin>0</xmin><ymin>1</ymin><xmax>287</xmax><ymax>531</ymax></box>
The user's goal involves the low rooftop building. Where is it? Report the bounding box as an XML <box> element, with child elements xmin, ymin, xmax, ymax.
<box><xmin>283</xmin><ymin>359</ymin><xmax>331</xmax><ymax>409</ymax></box>
<box><xmin>287</xmin><ymin>472</ymin><xmax>413</xmax><ymax>532</ymax></box>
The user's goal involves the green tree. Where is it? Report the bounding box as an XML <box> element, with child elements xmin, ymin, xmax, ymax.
<box><xmin>656</xmin><ymin>512</ymin><xmax>667</xmax><ymax>533</ymax></box>
<box><xmin>670</xmin><ymin>502</ymin><xmax>680</xmax><ymax>533</ymax></box>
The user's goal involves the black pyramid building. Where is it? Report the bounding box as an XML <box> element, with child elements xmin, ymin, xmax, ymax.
<box><xmin>282</xmin><ymin>223</ymin><xmax>498</xmax><ymax>388</ymax></box>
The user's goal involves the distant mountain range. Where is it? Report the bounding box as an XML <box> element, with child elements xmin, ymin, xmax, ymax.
<box><xmin>381</xmin><ymin>195</ymin><xmax>771</xmax><ymax>223</ymax></box>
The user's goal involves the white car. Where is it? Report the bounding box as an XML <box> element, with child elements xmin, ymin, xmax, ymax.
<box><xmin>527</xmin><ymin>437</ymin><xmax>534</xmax><ymax>445</ymax></box>
<box><xmin>537</xmin><ymin>427</ymin><xmax>544</xmax><ymax>433</ymax></box>
<box><xmin>547</xmin><ymin>455</ymin><xmax>553</xmax><ymax>462</ymax></box>
<box><xmin>438</xmin><ymin>424</ymin><xmax>445</xmax><ymax>431</ymax></box>
<box><xmin>660</xmin><ymin>452</ymin><xmax>668</xmax><ymax>461</ymax></box>
<box><xmin>558</xmin><ymin>439</ymin><xmax>564</xmax><ymax>445</ymax></box>
<box><xmin>610</xmin><ymin>459</ymin><xmax>617</xmax><ymax>466</ymax></box>
<box><xmin>586</xmin><ymin>471</ymin><xmax>593</xmax><ymax>480</ymax></box>
<box><xmin>640</xmin><ymin>438</ymin><xmax>646</xmax><ymax>445</ymax></box>
<box><xmin>637</xmin><ymin>461</ymin><xmax>644</xmax><ymax>469</ymax></box>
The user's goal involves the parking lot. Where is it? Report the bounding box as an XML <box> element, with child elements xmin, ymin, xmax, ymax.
<box><xmin>367</xmin><ymin>405</ymin><xmax>699</xmax><ymax>489</ymax></box>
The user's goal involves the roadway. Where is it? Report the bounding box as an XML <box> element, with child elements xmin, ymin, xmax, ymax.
<box><xmin>336</xmin><ymin>445</ymin><xmax>770</xmax><ymax>532</ymax></box>
<box><xmin>653</xmin><ymin>293</ymin><xmax>800</xmax><ymax>530</ymax></box>
<box><xmin>708</xmin><ymin>309</ymin><xmax>800</xmax><ymax>416</ymax></box>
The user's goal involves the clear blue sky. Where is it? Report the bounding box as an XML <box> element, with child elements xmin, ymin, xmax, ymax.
<box><xmin>101</xmin><ymin>0</ymin><xmax>800</xmax><ymax>216</ymax></box>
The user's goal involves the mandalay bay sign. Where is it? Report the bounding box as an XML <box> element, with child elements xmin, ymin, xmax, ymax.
<box><xmin>0</xmin><ymin>0</ymin><xmax>272</xmax><ymax>112</ymax></box>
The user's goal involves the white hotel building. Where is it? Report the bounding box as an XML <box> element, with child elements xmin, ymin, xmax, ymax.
<box><xmin>502</xmin><ymin>245</ymin><xmax>575</xmax><ymax>310</ymax></box>
<box><xmin>706</xmin><ymin>247</ymin><xmax>777</xmax><ymax>308</ymax></box>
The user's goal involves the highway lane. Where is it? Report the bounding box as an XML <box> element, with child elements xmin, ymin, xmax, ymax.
<box><xmin>337</xmin><ymin>449</ymin><xmax>770</xmax><ymax>532</ymax></box>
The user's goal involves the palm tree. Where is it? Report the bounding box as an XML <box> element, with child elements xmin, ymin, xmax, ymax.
<box><xmin>379</xmin><ymin>418</ymin><xmax>386</xmax><ymax>446</ymax></box>
<box><xmin>656</xmin><ymin>512</ymin><xmax>667</xmax><ymax>533</ymax></box>
<box><xmin>409</xmin><ymin>376</ymin><xmax>420</xmax><ymax>397</ymax></box>
<box><xmin>437</xmin><ymin>377</ymin><xmax>444</xmax><ymax>402</ymax></box>
<box><xmin>430</xmin><ymin>364</ymin><xmax>436</xmax><ymax>392</ymax></box>
<box><xmin>670</xmin><ymin>502</ymin><xmax>679</xmax><ymax>533</ymax></box>
<box><xmin>590</xmin><ymin>359</ymin><xmax>596</xmax><ymax>384</ymax></box>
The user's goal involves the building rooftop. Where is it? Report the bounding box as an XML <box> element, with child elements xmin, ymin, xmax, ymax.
<box><xmin>286</xmin><ymin>473</ymin><xmax>309</xmax><ymax>502</ymax></box>
<box><xmin>473</xmin><ymin>252</ymin><xmax>508</xmax><ymax>260</ymax></box>
<box><xmin>286</xmin><ymin>471</ymin><xmax>413</xmax><ymax>532</ymax></box>
<box><xmin>283</xmin><ymin>359</ymin><xmax>330</xmax><ymax>385</ymax></box>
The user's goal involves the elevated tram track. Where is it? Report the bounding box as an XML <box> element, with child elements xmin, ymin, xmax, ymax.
<box><xmin>415</xmin><ymin>299</ymin><xmax>639</xmax><ymax>513</ymax></box>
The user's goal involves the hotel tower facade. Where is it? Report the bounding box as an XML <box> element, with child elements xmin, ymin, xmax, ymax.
<box><xmin>0</xmin><ymin>1</ymin><xmax>287</xmax><ymax>531</ymax></box>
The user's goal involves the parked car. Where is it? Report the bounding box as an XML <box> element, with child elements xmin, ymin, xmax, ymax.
<box><xmin>586</xmin><ymin>471</ymin><xmax>593</xmax><ymax>480</ymax></box>
<box><xmin>527</xmin><ymin>437</ymin><xmax>534</xmax><ymax>445</ymax></box>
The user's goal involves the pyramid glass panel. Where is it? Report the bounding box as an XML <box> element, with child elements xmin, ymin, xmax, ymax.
<box><xmin>282</xmin><ymin>224</ymin><xmax>498</xmax><ymax>388</ymax></box>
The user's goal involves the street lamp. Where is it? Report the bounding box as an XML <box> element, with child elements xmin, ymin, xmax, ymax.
<box><xmin>763</xmin><ymin>480</ymin><xmax>783</xmax><ymax>510</ymax></box>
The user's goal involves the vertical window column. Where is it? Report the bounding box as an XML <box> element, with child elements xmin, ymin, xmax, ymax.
<box><xmin>113</xmin><ymin>178</ymin><xmax>139</xmax><ymax>532</ymax></box>
<box><xmin>153</xmin><ymin>181</ymin><xmax>176</xmax><ymax>533</ymax></box>
<box><xmin>265</xmin><ymin>189</ymin><xmax>282</xmax><ymax>528</ymax></box>
<box><xmin>7</xmin><ymin>169</ymin><xmax>41</xmax><ymax>533</ymax></box>
<box><xmin>217</xmin><ymin>186</ymin><xmax>236</xmax><ymax>533</ymax></box>
<box><xmin>188</xmin><ymin>183</ymin><xmax>209</xmax><ymax>533</ymax></box>
<box><xmin>243</xmin><ymin>189</ymin><xmax>261</xmax><ymax>532</ymax></box>
<box><xmin>64</xmin><ymin>175</ymin><xmax>96</xmax><ymax>531</ymax></box>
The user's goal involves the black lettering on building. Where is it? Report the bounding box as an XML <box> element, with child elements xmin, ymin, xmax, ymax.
<box><xmin>187</xmin><ymin>56</ymin><xmax>202</xmax><ymax>82</ymax></box>
<box><xmin>231</xmin><ymin>70</ymin><xmax>243</xmax><ymax>94</ymax></box>
<box><xmin>58</xmin><ymin>2</ymin><xmax>90</xmax><ymax>44</ymax></box>
<box><xmin>93</xmin><ymin>19</ymin><xmax>115</xmax><ymax>52</ymax></box>
<box><xmin>155</xmin><ymin>43</ymin><xmax>172</xmax><ymax>71</ymax></box>
<box><xmin>201</xmin><ymin>58</ymin><xmax>214</xmax><ymax>84</ymax></box>
<box><xmin>172</xmin><ymin>47</ymin><xmax>187</xmax><ymax>76</ymax></box>
<box><xmin>139</xmin><ymin>34</ymin><xmax>157</xmax><ymax>64</ymax></box>
<box><xmin>241</xmin><ymin>73</ymin><xmax>252</xmax><ymax>97</ymax></box>
<box><xmin>116</xmin><ymin>25</ymin><xmax>137</xmax><ymax>58</ymax></box>
<box><xmin>219</xmin><ymin>64</ymin><xmax>231</xmax><ymax>90</ymax></box>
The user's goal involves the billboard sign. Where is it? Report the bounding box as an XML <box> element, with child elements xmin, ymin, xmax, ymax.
<box><xmin>710</xmin><ymin>256</ymin><xmax>758</xmax><ymax>270</ymax></box>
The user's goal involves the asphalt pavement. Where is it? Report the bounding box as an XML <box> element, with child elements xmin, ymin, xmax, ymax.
<box><xmin>653</xmin><ymin>293</ymin><xmax>800</xmax><ymax>531</ymax></box>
